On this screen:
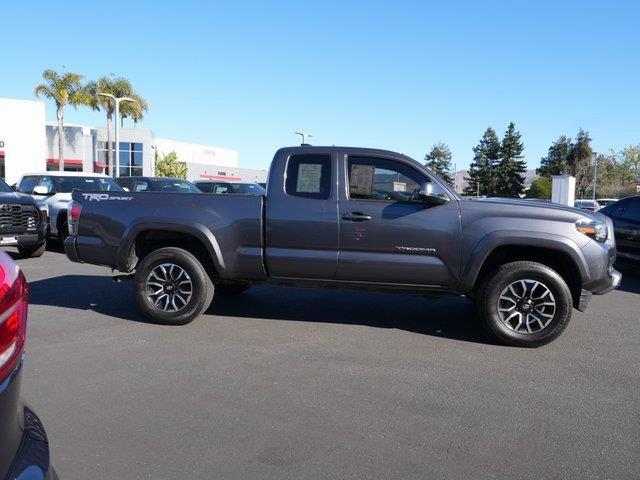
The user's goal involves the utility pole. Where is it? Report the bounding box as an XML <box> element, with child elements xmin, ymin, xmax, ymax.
<box><xmin>592</xmin><ymin>151</ymin><xmax>598</xmax><ymax>201</ymax></box>
<box><xmin>477</xmin><ymin>181</ymin><xmax>480</xmax><ymax>198</ymax></box>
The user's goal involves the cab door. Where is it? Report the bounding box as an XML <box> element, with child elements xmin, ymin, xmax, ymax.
<box><xmin>265</xmin><ymin>150</ymin><xmax>339</xmax><ymax>279</ymax></box>
<box><xmin>335</xmin><ymin>153</ymin><xmax>461</xmax><ymax>287</ymax></box>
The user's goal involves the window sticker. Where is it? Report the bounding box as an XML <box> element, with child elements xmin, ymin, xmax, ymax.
<box><xmin>296</xmin><ymin>163</ymin><xmax>323</xmax><ymax>193</ymax></box>
<box><xmin>349</xmin><ymin>164</ymin><xmax>375</xmax><ymax>196</ymax></box>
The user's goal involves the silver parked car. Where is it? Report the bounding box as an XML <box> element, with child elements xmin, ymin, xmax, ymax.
<box><xmin>574</xmin><ymin>199</ymin><xmax>601</xmax><ymax>212</ymax></box>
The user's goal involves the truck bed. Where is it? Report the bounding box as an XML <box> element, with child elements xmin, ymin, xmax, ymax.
<box><xmin>69</xmin><ymin>190</ymin><xmax>266</xmax><ymax>279</ymax></box>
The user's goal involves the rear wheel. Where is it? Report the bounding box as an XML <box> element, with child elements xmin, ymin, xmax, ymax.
<box><xmin>17</xmin><ymin>242</ymin><xmax>46</xmax><ymax>258</ymax></box>
<box><xmin>134</xmin><ymin>247</ymin><xmax>214</xmax><ymax>325</ymax></box>
<box><xmin>476</xmin><ymin>261</ymin><xmax>572</xmax><ymax>347</ymax></box>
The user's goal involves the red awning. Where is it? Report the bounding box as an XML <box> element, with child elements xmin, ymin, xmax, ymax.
<box><xmin>47</xmin><ymin>158</ymin><xmax>83</xmax><ymax>165</ymax></box>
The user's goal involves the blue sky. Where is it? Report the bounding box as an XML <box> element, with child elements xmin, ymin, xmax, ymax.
<box><xmin>2</xmin><ymin>1</ymin><xmax>639</xmax><ymax>171</ymax></box>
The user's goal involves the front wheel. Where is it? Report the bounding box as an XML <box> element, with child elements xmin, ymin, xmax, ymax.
<box><xmin>134</xmin><ymin>247</ymin><xmax>214</xmax><ymax>325</ymax></box>
<box><xmin>18</xmin><ymin>242</ymin><xmax>46</xmax><ymax>258</ymax></box>
<box><xmin>476</xmin><ymin>261</ymin><xmax>572</xmax><ymax>347</ymax></box>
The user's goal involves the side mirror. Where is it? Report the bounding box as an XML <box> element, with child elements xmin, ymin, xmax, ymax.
<box><xmin>418</xmin><ymin>182</ymin><xmax>449</xmax><ymax>205</ymax></box>
<box><xmin>122</xmin><ymin>187</ymin><xmax>130</xmax><ymax>192</ymax></box>
<box><xmin>33</xmin><ymin>186</ymin><xmax>52</xmax><ymax>196</ymax></box>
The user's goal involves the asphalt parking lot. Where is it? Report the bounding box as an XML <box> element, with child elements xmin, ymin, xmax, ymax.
<box><xmin>8</xmin><ymin>246</ymin><xmax>640</xmax><ymax>479</ymax></box>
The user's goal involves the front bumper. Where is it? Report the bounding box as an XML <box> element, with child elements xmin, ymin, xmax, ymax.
<box><xmin>592</xmin><ymin>266</ymin><xmax>622</xmax><ymax>295</ymax></box>
<box><xmin>0</xmin><ymin>226</ymin><xmax>47</xmax><ymax>247</ymax></box>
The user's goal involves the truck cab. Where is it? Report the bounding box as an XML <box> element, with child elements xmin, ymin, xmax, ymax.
<box><xmin>264</xmin><ymin>147</ymin><xmax>460</xmax><ymax>287</ymax></box>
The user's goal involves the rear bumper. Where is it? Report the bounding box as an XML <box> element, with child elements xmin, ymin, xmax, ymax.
<box><xmin>6</xmin><ymin>404</ymin><xmax>54</xmax><ymax>480</ymax></box>
<box><xmin>1</xmin><ymin>360</ymin><xmax>53</xmax><ymax>480</ymax></box>
<box><xmin>64</xmin><ymin>236</ymin><xmax>81</xmax><ymax>263</ymax></box>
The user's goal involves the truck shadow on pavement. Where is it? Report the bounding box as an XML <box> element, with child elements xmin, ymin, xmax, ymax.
<box><xmin>210</xmin><ymin>285</ymin><xmax>497</xmax><ymax>345</ymax></box>
<box><xmin>28</xmin><ymin>275</ymin><xmax>147</xmax><ymax>323</ymax></box>
<box><xmin>26</xmin><ymin>274</ymin><xmax>497</xmax><ymax>345</ymax></box>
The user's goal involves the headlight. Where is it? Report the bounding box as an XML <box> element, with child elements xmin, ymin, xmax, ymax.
<box><xmin>576</xmin><ymin>220</ymin><xmax>608</xmax><ymax>242</ymax></box>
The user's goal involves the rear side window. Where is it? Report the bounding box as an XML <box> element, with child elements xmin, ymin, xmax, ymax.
<box><xmin>195</xmin><ymin>182</ymin><xmax>213</xmax><ymax>193</ymax></box>
<box><xmin>214</xmin><ymin>183</ymin><xmax>231</xmax><ymax>194</ymax></box>
<box><xmin>117</xmin><ymin>179</ymin><xmax>134</xmax><ymax>190</ymax></box>
<box><xmin>623</xmin><ymin>198</ymin><xmax>640</xmax><ymax>221</ymax></box>
<box><xmin>285</xmin><ymin>154</ymin><xmax>331</xmax><ymax>199</ymax></box>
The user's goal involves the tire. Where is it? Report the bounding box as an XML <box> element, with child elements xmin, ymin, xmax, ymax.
<box><xmin>134</xmin><ymin>247</ymin><xmax>214</xmax><ymax>325</ymax></box>
<box><xmin>58</xmin><ymin>221</ymin><xmax>69</xmax><ymax>244</ymax></box>
<box><xmin>215</xmin><ymin>284</ymin><xmax>250</xmax><ymax>295</ymax></box>
<box><xmin>476</xmin><ymin>261</ymin><xmax>572</xmax><ymax>347</ymax></box>
<box><xmin>17</xmin><ymin>242</ymin><xmax>46</xmax><ymax>258</ymax></box>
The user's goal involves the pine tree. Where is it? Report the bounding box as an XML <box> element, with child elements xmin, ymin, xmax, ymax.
<box><xmin>537</xmin><ymin>135</ymin><xmax>572</xmax><ymax>177</ymax></box>
<box><xmin>567</xmin><ymin>129</ymin><xmax>594</xmax><ymax>198</ymax></box>
<box><xmin>495</xmin><ymin>122</ymin><xmax>526</xmax><ymax>197</ymax></box>
<box><xmin>424</xmin><ymin>142</ymin><xmax>454</xmax><ymax>184</ymax></box>
<box><xmin>464</xmin><ymin>127</ymin><xmax>500</xmax><ymax>196</ymax></box>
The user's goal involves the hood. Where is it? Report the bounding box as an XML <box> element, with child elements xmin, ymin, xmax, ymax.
<box><xmin>0</xmin><ymin>192</ymin><xmax>38</xmax><ymax>206</ymax></box>
<box><xmin>463</xmin><ymin>197</ymin><xmax>606</xmax><ymax>222</ymax></box>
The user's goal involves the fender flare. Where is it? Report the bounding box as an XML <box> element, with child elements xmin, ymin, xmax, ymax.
<box><xmin>116</xmin><ymin>219</ymin><xmax>225</xmax><ymax>274</ymax></box>
<box><xmin>459</xmin><ymin>230</ymin><xmax>589</xmax><ymax>292</ymax></box>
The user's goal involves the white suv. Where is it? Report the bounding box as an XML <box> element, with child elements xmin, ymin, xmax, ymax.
<box><xmin>17</xmin><ymin>172</ymin><xmax>122</xmax><ymax>241</ymax></box>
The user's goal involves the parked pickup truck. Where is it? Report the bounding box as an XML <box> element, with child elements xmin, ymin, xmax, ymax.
<box><xmin>64</xmin><ymin>146</ymin><xmax>621</xmax><ymax>347</ymax></box>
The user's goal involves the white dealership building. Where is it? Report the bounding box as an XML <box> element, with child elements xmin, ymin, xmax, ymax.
<box><xmin>0</xmin><ymin>97</ymin><xmax>267</xmax><ymax>185</ymax></box>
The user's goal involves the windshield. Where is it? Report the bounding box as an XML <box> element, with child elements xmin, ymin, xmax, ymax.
<box><xmin>151</xmin><ymin>179</ymin><xmax>201</xmax><ymax>193</ymax></box>
<box><xmin>20</xmin><ymin>176</ymin><xmax>123</xmax><ymax>194</ymax></box>
<box><xmin>51</xmin><ymin>176</ymin><xmax>122</xmax><ymax>193</ymax></box>
<box><xmin>229</xmin><ymin>183</ymin><xmax>266</xmax><ymax>195</ymax></box>
<box><xmin>0</xmin><ymin>179</ymin><xmax>12</xmax><ymax>193</ymax></box>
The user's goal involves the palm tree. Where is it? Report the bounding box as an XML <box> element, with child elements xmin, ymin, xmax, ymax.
<box><xmin>34</xmin><ymin>69</ymin><xmax>92</xmax><ymax>171</ymax></box>
<box><xmin>87</xmin><ymin>76</ymin><xmax>148</xmax><ymax>176</ymax></box>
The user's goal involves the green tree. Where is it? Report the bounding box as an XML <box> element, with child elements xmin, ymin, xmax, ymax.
<box><xmin>155</xmin><ymin>151</ymin><xmax>187</xmax><ymax>179</ymax></box>
<box><xmin>567</xmin><ymin>129</ymin><xmax>594</xmax><ymax>198</ymax></box>
<box><xmin>465</xmin><ymin>127</ymin><xmax>500</xmax><ymax>196</ymax></box>
<box><xmin>86</xmin><ymin>76</ymin><xmax>149</xmax><ymax>177</ymax></box>
<box><xmin>495</xmin><ymin>122</ymin><xmax>526</xmax><ymax>197</ymax></box>
<box><xmin>619</xmin><ymin>145</ymin><xmax>640</xmax><ymax>185</ymax></box>
<box><xmin>537</xmin><ymin>135</ymin><xmax>572</xmax><ymax>177</ymax></box>
<box><xmin>525</xmin><ymin>177</ymin><xmax>552</xmax><ymax>199</ymax></box>
<box><xmin>34</xmin><ymin>69</ymin><xmax>92</xmax><ymax>171</ymax></box>
<box><xmin>424</xmin><ymin>142</ymin><xmax>453</xmax><ymax>184</ymax></box>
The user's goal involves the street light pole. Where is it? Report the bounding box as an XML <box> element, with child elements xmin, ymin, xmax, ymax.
<box><xmin>98</xmin><ymin>93</ymin><xmax>136</xmax><ymax>178</ymax></box>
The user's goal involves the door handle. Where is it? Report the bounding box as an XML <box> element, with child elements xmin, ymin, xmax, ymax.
<box><xmin>342</xmin><ymin>212</ymin><xmax>372</xmax><ymax>221</ymax></box>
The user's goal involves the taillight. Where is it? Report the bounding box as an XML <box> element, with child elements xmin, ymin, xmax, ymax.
<box><xmin>68</xmin><ymin>200</ymin><xmax>82</xmax><ymax>236</ymax></box>
<box><xmin>0</xmin><ymin>252</ymin><xmax>28</xmax><ymax>382</ymax></box>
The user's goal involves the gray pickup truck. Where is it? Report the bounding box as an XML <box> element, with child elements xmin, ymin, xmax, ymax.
<box><xmin>64</xmin><ymin>146</ymin><xmax>621</xmax><ymax>347</ymax></box>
